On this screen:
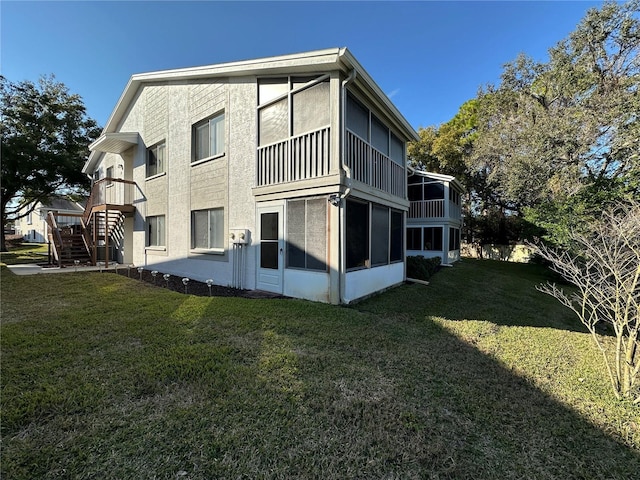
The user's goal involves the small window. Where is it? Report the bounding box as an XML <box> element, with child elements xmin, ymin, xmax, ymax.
<box><xmin>407</xmin><ymin>227</ymin><xmax>422</xmax><ymax>250</ymax></box>
<box><xmin>424</xmin><ymin>227</ymin><xmax>443</xmax><ymax>251</ymax></box>
<box><xmin>147</xmin><ymin>215</ymin><xmax>165</xmax><ymax>247</ymax></box>
<box><xmin>191</xmin><ymin>208</ymin><xmax>224</xmax><ymax>251</ymax></box>
<box><xmin>193</xmin><ymin>112</ymin><xmax>225</xmax><ymax>162</ymax></box>
<box><xmin>106</xmin><ymin>166</ymin><xmax>114</xmax><ymax>185</ymax></box>
<box><xmin>147</xmin><ymin>142</ymin><xmax>166</xmax><ymax>177</ymax></box>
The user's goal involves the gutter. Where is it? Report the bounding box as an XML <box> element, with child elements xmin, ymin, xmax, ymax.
<box><xmin>338</xmin><ymin>69</ymin><xmax>357</xmax><ymax>304</ymax></box>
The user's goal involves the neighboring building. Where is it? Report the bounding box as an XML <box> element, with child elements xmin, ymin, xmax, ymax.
<box><xmin>406</xmin><ymin>170</ymin><xmax>464</xmax><ymax>265</ymax></box>
<box><xmin>81</xmin><ymin>48</ymin><xmax>419</xmax><ymax>304</ymax></box>
<box><xmin>15</xmin><ymin>197</ymin><xmax>84</xmax><ymax>243</ymax></box>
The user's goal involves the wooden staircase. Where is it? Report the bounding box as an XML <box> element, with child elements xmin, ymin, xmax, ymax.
<box><xmin>46</xmin><ymin>214</ymin><xmax>92</xmax><ymax>266</ymax></box>
<box><xmin>46</xmin><ymin>178</ymin><xmax>137</xmax><ymax>267</ymax></box>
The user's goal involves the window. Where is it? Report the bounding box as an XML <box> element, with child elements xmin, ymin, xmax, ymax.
<box><xmin>287</xmin><ymin>198</ymin><xmax>327</xmax><ymax>271</ymax></box>
<box><xmin>147</xmin><ymin>215</ymin><xmax>165</xmax><ymax>247</ymax></box>
<box><xmin>147</xmin><ymin>141</ymin><xmax>166</xmax><ymax>177</ymax></box>
<box><xmin>407</xmin><ymin>227</ymin><xmax>422</xmax><ymax>250</ymax></box>
<box><xmin>106</xmin><ymin>166</ymin><xmax>114</xmax><ymax>185</ymax></box>
<box><xmin>191</xmin><ymin>208</ymin><xmax>224</xmax><ymax>250</ymax></box>
<box><xmin>346</xmin><ymin>199</ymin><xmax>369</xmax><ymax>269</ymax></box>
<box><xmin>449</xmin><ymin>227</ymin><xmax>461</xmax><ymax>251</ymax></box>
<box><xmin>193</xmin><ymin>112</ymin><xmax>225</xmax><ymax>162</ymax></box>
<box><xmin>424</xmin><ymin>227</ymin><xmax>443</xmax><ymax>251</ymax></box>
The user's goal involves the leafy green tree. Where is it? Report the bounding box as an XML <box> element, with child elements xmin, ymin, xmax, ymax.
<box><xmin>472</xmin><ymin>0</ymin><xmax>639</xmax><ymax>244</ymax></box>
<box><xmin>0</xmin><ymin>75</ymin><xmax>100</xmax><ymax>251</ymax></box>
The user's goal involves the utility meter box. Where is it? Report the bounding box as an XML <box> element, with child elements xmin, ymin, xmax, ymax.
<box><xmin>229</xmin><ymin>229</ymin><xmax>250</xmax><ymax>244</ymax></box>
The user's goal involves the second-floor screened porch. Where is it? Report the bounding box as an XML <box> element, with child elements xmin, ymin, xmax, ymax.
<box><xmin>407</xmin><ymin>172</ymin><xmax>462</xmax><ymax>221</ymax></box>
<box><xmin>255</xmin><ymin>76</ymin><xmax>411</xmax><ymax>201</ymax></box>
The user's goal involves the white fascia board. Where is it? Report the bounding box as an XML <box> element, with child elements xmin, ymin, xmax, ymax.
<box><xmin>98</xmin><ymin>47</ymin><xmax>418</xmax><ymax>144</ymax></box>
<box><xmin>410</xmin><ymin>170</ymin><xmax>465</xmax><ymax>192</ymax></box>
<box><xmin>82</xmin><ymin>150</ymin><xmax>103</xmax><ymax>175</ymax></box>
<box><xmin>100</xmin><ymin>48</ymin><xmax>344</xmax><ymax>135</ymax></box>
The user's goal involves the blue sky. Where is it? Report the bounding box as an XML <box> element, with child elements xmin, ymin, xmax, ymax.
<box><xmin>2</xmin><ymin>1</ymin><xmax>603</xmax><ymax>130</ymax></box>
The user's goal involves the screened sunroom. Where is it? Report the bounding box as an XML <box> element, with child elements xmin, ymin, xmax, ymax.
<box><xmin>406</xmin><ymin>170</ymin><xmax>463</xmax><ymax>265</ymax></box>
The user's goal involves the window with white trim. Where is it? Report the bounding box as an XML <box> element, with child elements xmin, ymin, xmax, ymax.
<box><xmin>147</xmin><ymin>215</ymin><xmax>165</xmax><ymax>247</ymax></box>
<box><xmin>147</xmin><ymin>141</ymin><xmax>166</xmax><ymax>177</ymax></box>
<box><xmin>191</xmin><ymin>208</ymin><xmax>224</xmax><ymax>251</ymax></box>
<box><xmin>193</xmin><ymin>112</ymin><xmax>225</xmax><ymax>162</ymax></box>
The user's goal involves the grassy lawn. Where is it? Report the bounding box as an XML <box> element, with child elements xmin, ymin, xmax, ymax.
<box><xmin>0</xmin><ymin>242</ymin><xmax>48</xmax><ymax>265</ymax></box>
<box><xmin>1</xmin><ymin>259</ymin><xmax>638</xmax><ymax>479</ymax></box>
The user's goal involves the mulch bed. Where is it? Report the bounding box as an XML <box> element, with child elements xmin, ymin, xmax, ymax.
<box><xmin>110</xmin><ymin>267</ymin><xmax>285</xmax><ymax>299</ymax></box>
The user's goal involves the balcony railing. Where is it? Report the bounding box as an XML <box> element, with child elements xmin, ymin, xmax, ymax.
<box><xmin>83</xmin><ymin>178</ymin><xmax>136</xmax><ymax>225</ymax></box>
<box><xmin>256</xmin><ymin>127</ymin><xmax>406</xmax><ymax>199</ymax></box>
<box><xmin>409</xmin><ymin>199</ymin><xmax>444</xmax><ymax>218</ymax></box>
<box><xmin>257</xmin><ymin>127</ymin><xmax>331</xmax><ymax>186</ymax></box>
<box><xmin>345</xmin><ymin>130</ymin><xmax>405</xmax><ymax>198</ymax></box>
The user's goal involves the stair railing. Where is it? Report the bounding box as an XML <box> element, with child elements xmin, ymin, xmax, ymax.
<box><xmin>45</xmin><ymin>211</ymin><xmax>64</xmax><ymax>267</ymax></box>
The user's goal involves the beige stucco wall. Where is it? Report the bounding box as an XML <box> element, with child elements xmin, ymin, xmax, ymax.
<box><xmin>99</xmin><ymin>76</ymin><xmax>264</xmax><ymax>287</ymax></box>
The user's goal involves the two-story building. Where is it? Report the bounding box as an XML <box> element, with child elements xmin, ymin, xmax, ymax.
<box><xmin>15</xmin><ymin>197</ymin><xmax>84</xmax><ymax>243</ymax></box>
<box><xmin>81</xmin><ymin>48</ymin><xmax>420</xmax><ymax>304</ymax></box>
<box><xmin>406</xmin><ymin>170</ymin><xmax>464</xmax><ymax>265</ymax></box>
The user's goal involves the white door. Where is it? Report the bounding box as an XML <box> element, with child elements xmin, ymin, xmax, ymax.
<box><xmin>256</xmin><ymin>204</ymin><xmax>283</xmax><ymax>293</ymax></box>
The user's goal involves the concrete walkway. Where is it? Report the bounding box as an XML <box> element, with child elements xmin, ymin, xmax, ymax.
<box><xmin>6</xmin><ymin>263</ymin><xmax>122</xmax><ymax>276</ymax></box>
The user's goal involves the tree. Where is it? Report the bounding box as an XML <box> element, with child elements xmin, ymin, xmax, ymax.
<box><xmin>472</xmin><ymin>0</ymin><xmax>640</xmax><ymax>244</ymax></box>
<box><xmin>533</xmin><ymin>202</ymin><xmax>640</xmax><ymax>402</ymax></box>
<box><xmin>0</xmin><ymin>75</ymin><xmax>100</xmax><ymax>251</ymax></box>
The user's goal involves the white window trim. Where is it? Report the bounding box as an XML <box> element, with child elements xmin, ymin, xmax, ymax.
<box><xmin>192</xmin><ymin>112</ymin><xmax>225</xmax><ymax>163</ymax></box>
<box><xmin>190</xmin><ymin>152</ymin><xmax>225</xmax><ymax>167</ymax></box>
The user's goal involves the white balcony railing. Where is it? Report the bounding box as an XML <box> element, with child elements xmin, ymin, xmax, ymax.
<box><xmin>346</xmin><ymin>130</ymin><xmax>405</xmax><ymax>198</ymax></box>
<box><xmin>256</xmin><ymin>127</ymin><xmax>406</xmax><ymax>199</ymax></box>
<box><xmin>409</xmin><ymin>199</ymin><xmax>444</xmax><ymax>218</ymax></box>
<box><xmin>257</xmin><ymin>127</ymin><xmax>331</xmax><ymax>187</ymax></box>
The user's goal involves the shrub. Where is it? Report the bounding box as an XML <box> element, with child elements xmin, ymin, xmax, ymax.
<box><xmin>406</xmin><ymin>255</ymin><xmax>441</xmax><ymax>281</ymax></box>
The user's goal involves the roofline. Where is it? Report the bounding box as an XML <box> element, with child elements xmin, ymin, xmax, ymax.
<box><xmin>409</xmin><ymin>169</ymin><xmax>465</xmax><ymax>192</ymax></box>
<box><xmin>84</xmin><ymin>48</ymin><xmax>419</xmax><ymax>173</ymax></box>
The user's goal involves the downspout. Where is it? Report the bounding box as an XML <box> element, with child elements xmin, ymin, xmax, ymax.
<box><xmin>338</xmin><ymin>69</ymin><xmax>357</xmax><ymax>304</ymax></box>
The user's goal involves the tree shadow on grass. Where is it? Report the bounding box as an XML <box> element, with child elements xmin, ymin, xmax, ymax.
<box><xmin>185</xmin><ymin>292</ymin><xmax>640</xmax><ymax>478</ymax></box>
<box><xmin>388</xmin><ymin>258</ymin><xmax>597</xmax><ymax>334</ymax></box>
<box><xmin>3</xmin><ymin>269</ymin><xmax>638</xmax><ymax>479</ymax></box>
